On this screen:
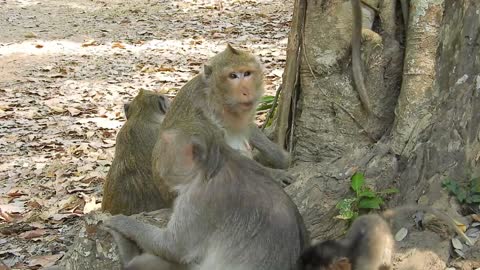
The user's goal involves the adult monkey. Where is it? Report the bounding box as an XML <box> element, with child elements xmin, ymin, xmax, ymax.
<box><xmin>155</xmin><ymin>44</ymin><xmax>291</xmax><ymax>198</ymax></box>
<box><xmin>102</xmin><ymin>90</ymin><xmax>172</xmax><ymax>215</ymax></box>
<box><xmin>105</xmin><ymin>126</ymin><xmax>308</xmax><ymax>270</ymax></box>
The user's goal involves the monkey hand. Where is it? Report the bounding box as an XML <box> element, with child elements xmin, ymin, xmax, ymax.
<box><xmin>104</xmin><ymin>214</ymin><xmax>137</xmax><ymax>240</ymax></box>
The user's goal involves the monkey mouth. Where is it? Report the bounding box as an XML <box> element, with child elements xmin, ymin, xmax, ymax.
<box><xmin>239</xmin><ymin>101</ymin><xmax>254</xmax><ymax>109</ymax></box>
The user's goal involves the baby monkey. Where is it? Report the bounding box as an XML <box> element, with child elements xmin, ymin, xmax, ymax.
<box><xmin>298</xmin><ymin>206</ymin><xmax>472</xmax><ymax>270</ymax></box>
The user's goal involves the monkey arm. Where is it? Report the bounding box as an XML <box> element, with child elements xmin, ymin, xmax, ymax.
<box><xmin>105</xmin><ymin>215</ymin><xmax>182</xmax><ymax>262</ymax></box>
<box><xmin>249</xmin><ymin>125</ymin><xmax>290</xmax><ymax>169</ymax></box>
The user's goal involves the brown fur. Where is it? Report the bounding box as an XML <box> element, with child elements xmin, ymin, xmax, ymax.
<box><xmin>102</xmin><ymin>90</ymin><xmax>172</xmax><ymax>215</ymax></box>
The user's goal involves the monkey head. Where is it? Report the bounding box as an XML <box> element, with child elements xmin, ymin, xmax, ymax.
<box><xmin>298</xmin><ymin>240</ymin><xmax>351</xmax><ymax>270</ymax></box>
<box><xmin>202</xmin><ymin>44</ymin><xmax>264</xmax><ymax>117</ymax></box>
<box><xmin>154</xmin><ymin>127</ymin><xmax>225</xmax><ymax>190</ymax></box>
<box><xmin>123</xmin><ymin>89</ymin><xmax>170</xmax><ymax>120</ymax></box>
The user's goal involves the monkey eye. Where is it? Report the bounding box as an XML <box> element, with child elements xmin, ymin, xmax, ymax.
<box><xmin>244</xmin><ymin>71</ymin><xmax>251</xmax><ymax>77</ymax></box>
<box><xmin>229</xmin><ymin>73</ymin><xmax>238</xmax><ymax>79</ymax></box>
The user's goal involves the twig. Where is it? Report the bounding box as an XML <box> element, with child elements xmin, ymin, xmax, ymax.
<box><xmin>261</xmin><ymin>84</ymin><xmax>282</xmax><ymax>130</ymax></box>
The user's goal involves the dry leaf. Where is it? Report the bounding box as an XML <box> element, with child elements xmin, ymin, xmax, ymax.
<box><xmin>19</xmin><ymin>229</ymin><xmax>47</xmax><ymax>239</ymax></box>
<box><xmin>35</xmin><ymin>44</ymin><xmax>43</xmax><ymax>48</ymax></box>
<box><xmin>28</xmin><ymin>254</ymin><xmax>63</xmax><ymax>267</ymax></box>
<box><xmin>112</xmin><ymin>42</ymin><xmax>126</xmax><ymax>49</ymax></box>
<box><xmin>81</xmin><ymin>39</ymin><xmax>98</xmax><ymax>47</ymax></box>
<box><xmin>67</xmin><ymin>107</ymin><xmax>81</xmax><ymax>116</ymax></box>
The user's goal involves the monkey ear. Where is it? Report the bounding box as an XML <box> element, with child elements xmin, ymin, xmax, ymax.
<box><xmin>123</xmin><ymin>103</ymin><xmax>131</xmax><ymax>120</ymax></box>
<box><xmin>202</xmin><ymin>65</ymin><xmax>213</xmax><ymax>80</ymax></box>
<box><xmin>157</xmin><ymin>95</ymin><xmax>169</xmax><ymax>114</ymax></box>
<box><xmin>226</xmin><ymin>44</ymin><xmax>239</xmax><ymax>55</ymax></box>
<box><xmin>190</xmin><ymin>134</ymin><xmax>224</xmax><ymax>180</ymax></box>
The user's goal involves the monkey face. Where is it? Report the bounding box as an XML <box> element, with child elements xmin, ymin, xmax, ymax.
<box><xmin>220</xmin><ymin>67</ymin><xmax>263</xmax><ymax>111</ymax></box>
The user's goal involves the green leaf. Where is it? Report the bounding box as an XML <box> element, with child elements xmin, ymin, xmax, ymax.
<box><xmin>336</xmin><ymin>198</ymin><xmax>356</xmax><ymax>211</ymax></box>
<box><xmin>335</xmin><ymin>209</ymin><xmax>355</xmax><ymax>220</ymax></box>
<box><xmin>259</xmin><ymin>95</ymin><xmax>275</xmax><ymax>103</ymax></box>
<box><xmin>358</xmin><ymin>197</ymin><xmax>383</xmax><ymax>209</ymax></box>
<box><xmin>358</xmin><ymin>190</ymin><xmax>376</xmax><ymax>198</ymax></box>
<box><xmin>351</xmin><ymin>172</ymin><xmax>365</xmax><ymax>193</ymax></box>
<box><xmin>471</xmin><ymin>177</ymin><xmax>480</xmax><ymax>193</ymax></box>
<box><xmin>456</xmin><ymin>188</ymin><xmax>467</xmax><ymax>203</ymax></box>
<box><xmin>442</xmin><ymin>179</ymin><xmax>460</xmax><ymax>195</ymax></box>
<box><xmin>469</xmin><ymin>194</ymin><xmax>480</xmax><ymax>203</ymax></box>
<box><xmin>381</xmin><ymin>188</ymin><xmax>399</xmax><ymax>194</ymax></box>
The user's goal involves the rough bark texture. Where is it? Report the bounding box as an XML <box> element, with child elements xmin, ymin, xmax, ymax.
<box><xmin>283</xmin><ymin>0</ymin><xmax>480</xmax><ymax>268</ymax></box>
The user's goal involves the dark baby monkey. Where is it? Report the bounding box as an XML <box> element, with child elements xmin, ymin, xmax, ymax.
<box><xmin>298</xmin><ymin>206</ymin><xmax>472</xmax><ymax>270</ymax></box>
<box><xmin>102</xmin><ymin>90</ymin><xmax>172</xmax><ymax>215</ymax></box>
<box><xmin>105</xmin><ymin>126</ymin><xmax>308</xmax><ymax>270</ymax></box>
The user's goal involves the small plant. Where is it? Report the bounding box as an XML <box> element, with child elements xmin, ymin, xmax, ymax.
<box><xmin>442</xmin><ymin>177</ymin><xmax>480</xmax><ymax>204</ymax></box>
<box><xmin>256</xmin><ymin>95</ymin><xmax>275</xmax><ymax>111</ymax></box>
<box><xmin>335</xmin><ymin>172</ymin><xmax>398</xmax><ymax>221</ymax></box>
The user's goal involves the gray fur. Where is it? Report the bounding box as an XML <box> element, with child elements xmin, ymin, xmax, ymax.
<box><xmin>106</xmin><ymin>130</ymin><xmax>308</xmax><ymax>270</ymax></box>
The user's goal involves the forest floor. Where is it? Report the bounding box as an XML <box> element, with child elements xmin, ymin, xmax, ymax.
<box><xmin>0</xmin><ymin>0</ymin><xmax>292</xmax><ymax>268</ymax></box>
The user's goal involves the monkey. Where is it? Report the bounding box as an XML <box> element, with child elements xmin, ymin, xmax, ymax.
<box><xmin>101</xmin><ymin>89</ymin><xmax>172</xmax><ymax>215</ymax></box>
<box><xmin>351</xmin><ymin>0</ymin><xmax>373</xmax><ymax>116</ymax></box>
<box><xmin>105</xmin><ymin>126</ymin><xmax>309</xmax><ymax>270</ymax></box>
<box><xmin>298</xmin><ymin>214</ymin><xmax>391</xmax><ymax>270</ymax></box>
<box><xmin>154</xmin><ymin>45</ymin><xmax>290</xmax><ymax>192</ymax></box>
<box><xmin>297</xmin><ymin>205</ymin><xmax>473</xmax><ymax>270</ymax></box>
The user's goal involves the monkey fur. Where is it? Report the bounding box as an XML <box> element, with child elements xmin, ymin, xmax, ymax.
<box><xmin>105</xmin><ymin>126</ymin><xmax>308</xmax><ymax>270</ymax></box>
<box><xmin>155</xmin><ymin>45</ymin><xmax>291</xmax><ymax>196</ymax></box>
<box><xmin>298</xmin><ymin>205</ymin><xmax>473</xmax><ymax>270</ymax></box>
<box><xmin>102</xmin><ymin>90</ymin><xmax>172</xmax><ymax>215</ymax></box>
<box><xmin>351</xmin><ymin>0</ymin><xmax>373</xmax><ymax>116</ymax></box>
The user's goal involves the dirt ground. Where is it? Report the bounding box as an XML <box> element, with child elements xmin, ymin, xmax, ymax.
<box><xmin>0</xmin><ymin>0</ymin><xmax>292</xmax><ymax>268</ymax></box>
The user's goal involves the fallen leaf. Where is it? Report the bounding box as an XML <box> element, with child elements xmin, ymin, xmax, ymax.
<box><xmin>19</xmin><ymin>229</ymin><xmax>47</xmax><ymax>239</ymax></box>
<box><xmin>81</xmin><ymin>39</ymin><xmax>98</xmax><ymax>47</ymax></box>
<box><xmin>67</xmin><ymin>107</ymin><xmax>82</xmax><ymax>116</ymax></box>
<box><xmin>83</xmin><ymin>196</ymin><xmax>100</xmax><ymax>214</ymax></box>
<box><xmin>28</xmin><ymin>254</ymin><xmax>63</xmax><ymax>267</ymax></box>
<box><xmin>395</xmin><ymin>227</ymin><xmax>408</xmax><ymax>241</ymax></box>
<box><xmin>112</xmin><ymin>42</ymin><xmax>126</xmax><ymax>49</ymax></box>
<box><xmin>35</xmin><ymin>44</ymin><xmax>43</xmax><ymax>48</ymax></box>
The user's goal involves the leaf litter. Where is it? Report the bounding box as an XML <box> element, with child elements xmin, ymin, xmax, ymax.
<box><xmin>0</xmin><ymin>0</ymin><xmax>292</xmax><ymax>268</ymax></box>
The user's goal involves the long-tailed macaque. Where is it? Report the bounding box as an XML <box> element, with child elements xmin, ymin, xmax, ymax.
<box><xmin>154</xmin><ymin>45</ymin><xmax>290</xmax><ymax>194</ymax></box>
<box><xmin>160</xmin><ymin>44</ymin><xmax>289</xmax><ymax>167</ymax></box>
<box><xmin>297</xmin><ymin>206</ymin><xmax>472</xmax><ymax>270</ymax></box>
<box><xmin>102</xmin><ymin>90</ymin><xmax>172</xmax><ymax>215</ymax></box>
<box><xmin>351</xmin><ymin>0</ymin><xmax>372</xmax><ymax>116</ymax></box>
<box><xmin>105</xmin><ymin>127</ymin><xmax>308</xmax><ymax>270</ymax></box>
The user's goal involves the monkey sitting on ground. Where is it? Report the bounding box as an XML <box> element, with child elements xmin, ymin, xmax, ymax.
<box><xmin>105</xmin><ymin>126</ymin><xmax>309</xmax><ymax>270</ymax></box>
<box><xmin>102</xmin><ymin>90</ymin><xmax>172</xmax><ymax>215</ymax></box>
<box><xmin>297</xmin><ymin>206</ymin><xmax>472</xmax><ymax>270</ymax></box>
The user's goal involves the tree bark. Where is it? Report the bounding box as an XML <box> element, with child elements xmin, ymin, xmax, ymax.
<box><xmin>280</xmin><ymin>0</ymin><xmax>479</xmax><ymax>268</ymax></box>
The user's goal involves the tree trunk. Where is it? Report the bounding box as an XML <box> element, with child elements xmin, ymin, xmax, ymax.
<box><xmin>278</xmin><ymin>0</ymin><xmax>480</xmax><ymax>268</ymax></box>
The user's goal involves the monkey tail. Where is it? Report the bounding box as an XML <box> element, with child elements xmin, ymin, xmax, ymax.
<box><xmin>351</xmin><ymin>0</ymin><xmax>373</xmax><ymax>116</ymax></box>
<box><xmin>381</xmin><ymin>205</ymin><xmax>473</xmax><ymax>246</ymax></box>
